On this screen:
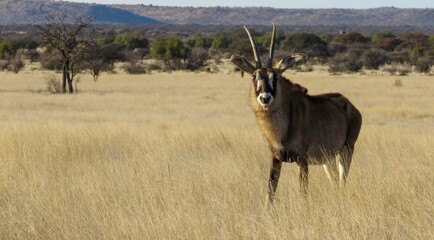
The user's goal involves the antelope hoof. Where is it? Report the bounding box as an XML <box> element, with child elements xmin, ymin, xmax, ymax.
<box><xmin>264</xmin><ymin>194</ymin><xmax>274</xmax><ymax>211</ymax></box>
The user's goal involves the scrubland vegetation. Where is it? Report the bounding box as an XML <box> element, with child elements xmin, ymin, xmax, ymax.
<box><xmin>1</xmin><ymin>23</ymin><xmax>434</xmax><ymax>79</ymax></box>
<box><xmin>0</xmin><ymin>65</ymin><xmax>433</xmax><ymax>239</ymax></box>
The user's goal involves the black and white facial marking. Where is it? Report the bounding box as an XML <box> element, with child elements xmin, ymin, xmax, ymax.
<box><xmin>254</xmin><ymin>70</ymin><xmax>276</xmax><ymax>108</ymax></box>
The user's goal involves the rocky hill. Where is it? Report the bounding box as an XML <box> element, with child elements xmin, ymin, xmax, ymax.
<box><xmin>115</xmin><ymin>5</ymin><xmax>434</xmax><ymax>27</ymax></box>
<box><xmin>0</xmin><ymin>0</ymin><xmax>161</xmax><ymax>25</ymax></box>
<box><xmin>0</xmin><ymin>0</ymin><xmax>433</xmax><ymax>27</ymax></box>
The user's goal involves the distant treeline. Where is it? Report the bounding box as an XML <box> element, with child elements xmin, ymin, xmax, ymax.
<box><xmin>0</xmin><ymin>24</ymin><xmax>433</xmax><ymax>75</ymax></box>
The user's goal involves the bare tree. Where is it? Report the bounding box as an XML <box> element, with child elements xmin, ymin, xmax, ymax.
<box><xmin>38</xmin><ymin>14</ymin><xmax>94</xmax><ymax>93</ymax></box>
<box><xmin>84</xmin><ymin>43</ymin><xmax>123</xmax><ymax>81</ymax></box>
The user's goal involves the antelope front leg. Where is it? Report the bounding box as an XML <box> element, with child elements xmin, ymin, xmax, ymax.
<box><xmin>264</xmin><ymin>157</ymin><xmax>282</xmax><ymax>209</ymax></box>
<box><xmin>298</xmin><ymin>159</ymin><xmax>309</xmax><ymax>198</ymax></box>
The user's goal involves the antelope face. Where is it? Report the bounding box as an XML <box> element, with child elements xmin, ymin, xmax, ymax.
<box><xmin>254</xmin><ymin>70</ymin><xmax>276</xmax><ymax>108</ymax></box>
<box><xmin>230</xmin><ymin>24</ymin><xmax>308</xmax><ymax>109</ymax></box>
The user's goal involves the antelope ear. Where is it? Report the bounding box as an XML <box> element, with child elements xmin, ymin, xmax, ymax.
<box><xmin>274</xmin><ymin>53</ymin><xmax>308</xmax><ymax>74</ymax></box>
<box><xmin>230</xmin><ymin>55</ymin><xmax>256</xmax><ymax>76</ymax></box>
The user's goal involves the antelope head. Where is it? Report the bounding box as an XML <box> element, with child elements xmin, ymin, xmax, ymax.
<box><xmin>231</xmin><ymin>24</ymin><xmax>307</xmax><ymax>108</ymax></box>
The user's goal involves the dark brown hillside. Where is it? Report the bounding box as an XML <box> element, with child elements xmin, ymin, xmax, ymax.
<box><xmin>0</xmin><ymin>0</ymin><xmax>433</xmax><ymax>30</ymax></box>
<box><xmin>0</xmin><ymin>0</ymin><xmax>161</xmax><ymax>25</ymax></box>
<box><xmin>114</xmin><ymin>5</ymin><xmax>434</xmax><ymax>27</ymax></box>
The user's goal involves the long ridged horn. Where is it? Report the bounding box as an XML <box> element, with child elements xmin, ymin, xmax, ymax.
<box><xmin>244</xmin><ymin>26</ymin><xmax>262</xmax><ymax>69</ymax></box>
<box><xmin>267</xmin><ymin>23</ymin><xmax>276</xmax><ymax>70</ymax></box>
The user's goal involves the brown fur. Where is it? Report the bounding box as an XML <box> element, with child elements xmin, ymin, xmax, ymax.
<box><xmin>252</xmin><ymin>76</ymin><xmax>361</xmax><ymax>164</ymax></box>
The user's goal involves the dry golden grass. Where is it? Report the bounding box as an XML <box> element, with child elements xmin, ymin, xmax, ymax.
<box><xmin>0</xmin><ymin>66</ymin><xmax>433</xmax><ymax>239</ymax></box>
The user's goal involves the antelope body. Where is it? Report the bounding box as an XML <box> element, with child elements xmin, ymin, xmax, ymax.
<box><xmin>230</xmin><ymin>24</ymin><xmax>362</xmax><ymax>206</ymax></box>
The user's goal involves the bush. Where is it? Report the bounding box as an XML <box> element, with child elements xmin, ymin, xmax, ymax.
<box><xmin>361</xmin><ymin>49</ymin><xmax>388</xmax><ymax>70</ymax></box>
<box><xmin>329</xmin><ymin>42</ymin><xmax>347</xmax><ymax>55</ymax></box>
<box><xmin>387</xmin><ymin>51</ymin><xmax>410</xmax><ymax>64</ymax></box>
<box><xmin>151</xmin><ymin>38</ymin><xmax>191</xmax><ymax>70</ymax></box>
<box><xmin>410</xmin><ymin>47</ymin><xmax>425</xmax><ymax>64</ymax></box>
<box><xmin>0</xmin><ymin>54</ymin><xmax>25</xmax><ymax>73</ymax></box>
<box><xmin>40</xmin><ymin>52</ymin><xmax>62</xmax><ymax>71</ymax></box>
<box><xmin>121</xmin><ymin>61</ymin><xmax>146</xmax><ymax>74</ymax></box>
<box><xmin>397</xmin><ymin>66</ymin><xmax>411</xmax><ymax>76</ymax></box>
<box><xmin>414</xmin><ymin>58</ymin><xmax>432</xmax><ymax>73</ymax></box>
<box><xmin>374</xmin><ymin>37</ymin><xmax>403</xmax><ymax>52</ymax></box>
<box><xmin>294</xmin><ymin>63</ymin><xmax>314</xmax><ymax>72</ymax></box>
<box><xmin>333</xmin><ymin>32</ymin><xmax>370</xmax><ymax>45</ymax></box>
<box><xmin>45</xmin><ymin>75</ymin><xmax>62</xmax><ymax>94</ymax></box>
<box><xmin>145</xmin><ymin>63</ymin><xmax>162</xmax><ymax>72</ymax></box>
<box><xmin>382</xmin><ymin>64</ymin><xmax>411</xmax><ymax>76</ymax></box>
<box><xmin>328</xmin><ymin>54</ymin><xmax>362</xmax><ymax>73</ymax></box>
<box><xmin>371</xmin><ymin>32</ymin><xmax>396</xmax><ymax>44</ymax></box>
<box><xmin>115</xmin><ymin>34</ymin><xmax>149</xmax><ymax>51</ymax></box>
<box><xmin>0</xmin><ymin>40</ymin><xmax>15</xmax><ymax>59</ymax></box>
<box><xmin>190</xmin><ymin>36</ymin><xmax>212</xmax><ymax>49</ymax></box>
<box><xmin>329</xmin><ymin>62</ymin><xmax>362</xmax><ymax>74</ymax></box>
<box><xmin>185</xmin><ymin>48</ymin><xmax>209</xmax><ymax>71</ymax></box>
<box><xmin>0</xmin><ymin>59</ymin><xmax>8</xmax><ymax>71</ymax></box>
<box><xmin>7</xmin><ymin>55</ymin><xmax>25</xmax><ymax>73</ymax></box>
<box><xmin>211</xmin><ymin>34</ymin><xmax>231</xmax><ymax>50</ymax></box>
<box><xmin>382</xmin><ymin>65</ymin><xmax>398</xmax><ymax>75</ymax></box>
<box><xmin>283</xmin><ymin>32</ymin><xmax>329</xmax><ymax>58</ymax></box>
<box><xmin>346</xmin><ymin>48</ymin><xmax>365</xmax><ymax>61</ymax></box>
<box><xmin>18</xmin><ymin>49</ymin><xmax>40</xmax><ymax>63</ymax></box>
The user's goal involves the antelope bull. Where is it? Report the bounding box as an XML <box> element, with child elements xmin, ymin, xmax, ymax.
<box><xmin>230</xmin><ymin>24</ymin><xmax>362</xmax><ymax>207</ymax></box>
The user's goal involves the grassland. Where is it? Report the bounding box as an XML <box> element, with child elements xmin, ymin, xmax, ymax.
<box><xmin>0</xmin><ymin>66</ymin><xmax>433</xmax><ymax>239</ymax></box>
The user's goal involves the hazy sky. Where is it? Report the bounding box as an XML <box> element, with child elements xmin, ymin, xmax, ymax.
<box><xmin>66</xmin><ymin>0</ymin><xmax>434</xmax><ymax>9</ymax></box>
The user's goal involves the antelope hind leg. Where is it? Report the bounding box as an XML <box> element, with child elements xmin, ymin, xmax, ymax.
<box><xmin>323</xmin><ymin>156</ymin><xmax>339</xmax><ymax>187</ymax></box>
<box><xmin>338</xmin><ymin>145</ymin><xmax>353</xmax><ymax>188</ymax></box>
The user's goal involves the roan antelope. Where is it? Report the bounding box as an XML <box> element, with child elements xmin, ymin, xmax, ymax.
<box><xmin>230</xmin><ymin>24</ymin><xmax>362</xmax><ymax>207</ymax></box>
